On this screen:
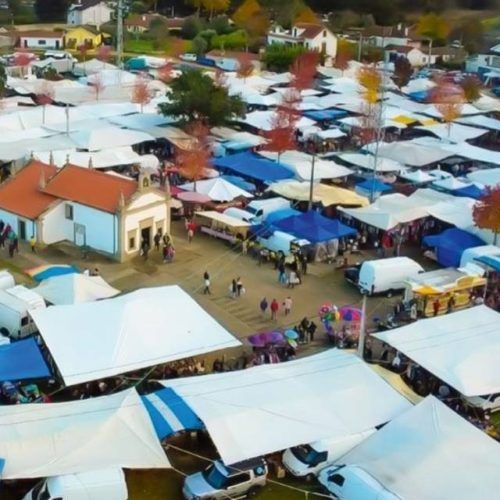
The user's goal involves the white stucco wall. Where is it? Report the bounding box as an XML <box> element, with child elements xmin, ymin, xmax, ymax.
<box><xmin>20</xmin><ymin>37</ymin><xmax>63</xmax><ymax>49</ymax></box>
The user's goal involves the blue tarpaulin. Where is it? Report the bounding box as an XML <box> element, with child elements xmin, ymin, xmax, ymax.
<box><xmin>303</xmin><ymin>109</ymin><xmax>348</xmax><ymax>121</ymax></box>
<box><xmin>0</xmin><ymin>458</ymin><xmax>4</xmax><ymax>474</ymax></box>
<box><xmin>408</xmin><ymin>90</ymin><xmax>428</xmax><ymax>102</ymax></box>
<box><xmin>453</xmin><ymin>184</ymin><xmax>485</xmax><ymax>200</ymax></box>
<box><xmin>272</xmin><ymin>211</ymin><xmax>357</xmax><ymax>243</ymax></box>
<box><xmin>265</xmin><ymin>208</ymin><xmax>302</xmax><ymax>224</ymax></box>
<box><xmin>220</xmin><ymin>175</ymin><xmax>256</xmax><ymax>192</ymax></box>
<box><xmin>0</xmin><ymin>338</ymin><xmax>51</xmax><ymax>381</ymax></box>
<box><xmin>356</xmin><ymin>179</ymin><xmax>392</xmax><ymax>193</ymax></box>
<box><xmin>213</xmin><ymin>152</ymin><xmax>294</xmax><ymax>182</ymax></box>
<box><xmin>423</xmin><ymin>228</ymin><xmax>485</xmax><ymax>267</ymax></box>
<box><xmin>142</xmin><ymin>387</ymin><xmax>203</xmax><ymax>440</ymax></box>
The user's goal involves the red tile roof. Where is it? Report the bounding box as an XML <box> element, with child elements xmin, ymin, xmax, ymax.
<box><xmin>0</xmin><ymin>161</ymin><xmax>58</xmax><ymax>219</ymax></box>
<box><xmin>16</xmin><ymin>30</ymin><xmax>64</xmax><ymax>39</ymax></box>
<box><xmin>43</xmin><ymin>165</ymin><xmax>138</xmax><ymax>213</ymax></box>
<box><xmin>295</xmin><ymin>23</ymin><xmax>325</xmax><ymax>39</ymax></box>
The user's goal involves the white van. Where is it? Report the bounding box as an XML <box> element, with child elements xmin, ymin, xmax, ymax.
<box><xmin>282</xmin><ymin>430</ymin><xmax>376</xmax><ymax>479</ymax></box>
<box><xmin>0</xmin><ymin>285</ymin><xmax>46</xmax><ymax>339</ymax></box>
<box><xmin>246</xmin><ymin>198</ymin><xmax>291</xmax><ymax>223</ymax></box>
<box><xmin>0</xmin><ymin>270</ymin><xmax>15</xmax><ymax>290</ymax></box>
<box><xmin>346</xmin><ymin>257</ymin><xmax>423</xmax><ymax>296</ymax></box>
<box><xmin>223</xmin><ymin>207</ymin><xmax>256</xmax><ymax>223</ymax></box>
<box><xmin>23</xmin><ymin>469</ymin><xmax>128</xmax><ymax>500</ymax></box>
<box><xmin>258</xmin><ymin>231</ymin><xmax>309</xmax><ymax>258</ymax></box>
<box><xmin>317</xmin><ymin>464</ymin><xmax>400</xmax><ymax>500</ymax></box>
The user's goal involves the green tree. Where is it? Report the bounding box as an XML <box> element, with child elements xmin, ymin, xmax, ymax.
<box><xmin>263</xmin><ymin>44</ymin><xmax>305</xmax><ymax>72</ymax></box>
<box><xmin>130</xmin><ymin>1</ymin><xmax>148</xmax><ymax>13</ymax></box>
<box><xmin>460</xmin><ymin>75</ymin><xmax>481</xmax><ymax>103</ymax></box>
<box><xmin>0</xmin><ymin>62</ymin><xmax>6</xmax><ymax>97</ymax></box>
<box><xmin>159</xmin><ymin>69</ymin><xmax>245</xmax><ymax>127</ymax></box>
<box><xmin>233</xmin><ymin>0</ymin><xmax>269</xmax><ymax>40</ymax></box>
<box><xmin>192</xmin><ymin>35</ymin><xmax>208</xmax><ymax>55</ymax></box>
<box><xmin>208</xmin><ymin>15</ymin><xmax>232</xmax><ymax>34</ymax></box>
<box><xmin>417</xmin><ymin>13</ymin><xmax>450</xmax><ymax>43</ymax></box>
<box><xmin>457</xmin><ymin>19</ymin><xmax>484</xmax><ymax>54</ymax></box>
<box><xmin>34</xmin><ymin>0</ymin><xmax>68</xmax><ymax>21</ymax></box>
<box><xmin>181</xmin><ymin>15</ymin><xmax>205</xmax><ymax>39</ymax></box>
<box><xmin>392</xmin><ymin>56</ymin><xmax>413</xmax><ymax>90</ymax></box>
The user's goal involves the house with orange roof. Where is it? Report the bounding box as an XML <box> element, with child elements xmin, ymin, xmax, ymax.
<box><xmin>0</xmin><ymin>161</ymin><xmax>170</xmax><ymax>261</ymax></box>
<box><xmin>267</xmin><ymin>22</ymin><xmax>337</xmax><ymax>60</ymax></box>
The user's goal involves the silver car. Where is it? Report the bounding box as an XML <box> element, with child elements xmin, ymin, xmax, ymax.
<box><xmin>183</xmin><ymin>457</ymin><xmax>267</xmax><ymax>499</ymax></box>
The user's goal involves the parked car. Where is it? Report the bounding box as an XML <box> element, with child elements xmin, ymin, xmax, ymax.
<box><xmin>180</xmin><ymin>53</ymin><xmax>197</xmax><ymax>62</ymax></box>
<box><xmin>282</xmin><ymin>430</ymin><xmax>375</xmax><ymax>480</ymax></box>
<box><xmin>182</xmin><ymin>457</ymin><xmax>267</xmax><ymax>499</ymax></box>
<box><xmin>317</xmin><ymin>464</ymin><xmax>400</xmax><ymax>499</ymax></box>
<box><xmin>462</xmin><ymin>392</ymin><xmax>500</xmax><ymax>413</ymax></box>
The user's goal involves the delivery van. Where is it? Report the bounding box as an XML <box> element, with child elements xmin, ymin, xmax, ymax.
<box><xmin>0</xmin><ymin>270</ymin><xmax>15</xmax><ymax>290</ymax></box>
<box><xmin>345</xmin><ymin>257</ymin><xmax>424</xmax><ymax>296</ymax></box>
<box><xmin>282</xmin><ymin>430</ymin><xmax>376</xmax><ymax>480</ymax></box>
<box><xmin>23</xmin><ymin>468</ymin><xmax>128</xmax><ymax>500</ymax></box>
<box><xmin>318</xmin><ymin>464</ymin><xmax>400</xmax><ymax>500</ymax></box>
<box><xmin>0</xmin><ymin>285</ymin><xmax>46</xmax><ymax>339</ymax></box>
<box><xmin>246</xmin><ymin>198</ymin><xmax>291</xmax><ymax>223</ymax></box>
<box><xmin>258</xmin><ymin>231</ymin><xmax>310</xmax><ymax>258</ymax></box>
<box><xmin>223</xmin><ymin>207</ymin><xmax>256</xmax><ymax>223</ymax></box>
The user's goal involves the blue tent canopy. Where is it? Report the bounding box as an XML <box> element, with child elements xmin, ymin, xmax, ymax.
<box><xmin>265</xmin><ymin>208</ymin><xmax>302</xmax><ymax>224</ymax></box>
<box><xmin>356</xmin><ymin>178</ymin><xmax>392</xmax><ymax>193</ymax></box>
<box><xmin>220</xmin><ymin>175</ymin><xmax>256</xmax><ymax>192</ymax></box>
<box><xmin>453</xmin><ymin>184</ymin><xmax>485</xmax><ymax>200</ymax></box>
<box><xmin>0</xmin><ymin>458</ymin><xmax>4</xmax><ymax>474</ymax></box>
<box><xmin>0</xmin><ymin>338</ymin><xmax>51</xmax><ymax>381</ymax></box>
<box><xmin>408</xmin><ymin>90</ymin><xmax>428</xmax><ymax>102</ymax></box>
<box><xmin>272</xmin><ymin>211</ymin><xmax>357</xmax><ymax>243</ymax></box>
<box><xmin>141</xmin><ymin>387</ymin><xmax>203</xmax><ymax>440</ymax></box>
<box><xmin>303</xmin><ymin>109</ymin><xmax>348</xmax><ymax>121</ymax></box>
<box><xmin>213</xmin><ymin>152</ymin><xmax>294</xmax><ymax>182</ymax></box>
<box><xmin>423</xmin><ymin>228</ymin><xmax>485</xmax><ymax>267</ymax></box>
<box><xmin>476</xmin><ymin>254</ymin><xmax>500</xmax><ymax>272</ymax></box>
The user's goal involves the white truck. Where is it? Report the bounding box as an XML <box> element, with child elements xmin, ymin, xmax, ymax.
<box><xmin>0</xmin><ymin>285</ymin><xmax>46</xmax><ymax>339</ymax></box>
<box><xmin>23</xmin><ymin>469</ymin><xmax>128</xmax><ymax>500</ymax></box>
<box><xmin>246</xmin><ymin>198</ymin><xmax>291</xmax><ymax>223</ymax></box>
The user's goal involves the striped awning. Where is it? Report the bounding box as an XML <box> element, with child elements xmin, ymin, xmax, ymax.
<box><xmin>142</xmin><ymin>387</ymin><xmax>203</xmax><ymax>440</ymax></box>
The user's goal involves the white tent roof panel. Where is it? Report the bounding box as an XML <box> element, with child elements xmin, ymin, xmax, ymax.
<box><xmin>161</xmin><ymin>349</ymin><xmax>411</xmax><ymax>465</ymax></box>
<box><xmin>374</xmin><ymin>306</ymin><xmax>500</xmax><ymax>396</ymax></box>
<box><xmin>336</xmin><ymin>396</ymin><xmax>500</xmax><ymax>500</ymax></box>
<box><xmin>0</xmin><ymin>388</ymin><xmax>169</xmax><ymax>479</ymax></box>
<box><xmin>31</xmin><ymin>286</ymin><xmax>241</xmax><ymax>386</ymax></box>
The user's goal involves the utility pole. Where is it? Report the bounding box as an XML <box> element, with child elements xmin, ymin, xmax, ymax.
<box><xmin>427</xmin><ymin>37</ymin><xmax>433</xmax><ymax>69</ymax></box>
<box><xmin>116</xmin><ymin>0</ymin><xmax>124</xmax><ymax>69</ymax></box>
<box><xmin>357</xmin><ymin>32</ymin><xmax>363</xmax><ymax>62</ymax></box>
<box><xmin>357</xmin><ymin>291</ymin><xmax>368</xmax><ymax>359</ymax></box>
<box><xmin>308</xmin><ymin>153</ymin><xmax>316</xmax><ymax>211</ymax></box>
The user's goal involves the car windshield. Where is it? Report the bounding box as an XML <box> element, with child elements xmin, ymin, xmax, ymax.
<box><xmin>291</xmin><ymin>444</ymin><xmax>320</xmax><ymax>465</ymax></box>
<box><xmin>202</xmin><ymin>464</ymin><xmax>227</xmax><ymax>490</ymax></box>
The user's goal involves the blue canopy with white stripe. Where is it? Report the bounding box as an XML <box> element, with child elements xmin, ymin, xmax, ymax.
<box><xmin>142</xmin><ymin>387</ymin><xmax>203</xmax><ymax>440</ymax></box>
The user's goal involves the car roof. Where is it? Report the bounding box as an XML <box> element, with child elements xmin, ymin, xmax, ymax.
<box><xmin>225</xmin><ymin>457</ymin><xmax>266</xmax><ymax>474</ymax></box>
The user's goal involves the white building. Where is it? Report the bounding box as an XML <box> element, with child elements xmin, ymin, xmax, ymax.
<box><xmin>67</xmin><ymin>0</ymin><xmax>114</xmax><ymax>28</ymax></box>
<box><xmin>385</xmin><ymin>46</ymin><xmax>432</xmax><ymax>67</ymax></box>
<box><xmin>362</xmin><ymin>24</ymin><xmax>417</xmax><ymax>49</ymax></box>
<box><xmin>17</xmin><ymin>30</ymin><xmax>64</xmax><ymax>50</ymax></box>
<box><xmin>0</xmin><ymin>160</ymin><xmax>170</xmax><ymax>262</ymax></box>
<box><xmin>267</xmin><ymin>22</ymin><xmax>337</xmax><ymax>60</ymax></box>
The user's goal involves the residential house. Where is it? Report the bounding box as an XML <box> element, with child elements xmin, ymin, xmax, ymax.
<box><xmin>67</xmin><ymin>0</ymin><xmax>113</xmax><ymax>28</ymax></box>
<box><xmin>124</xmin><ymin>13</ymin><xmax>169</xmax><ymax>34</ymax></box>
<box><xmin>385</xmin><ymin>45</ymin><xmax>430</xmax><ymax>67</ymax></box>
<box><xmin>465</xmin><ymin>53</ymin><xmax>500</xmax><ymax>79</ymax></box>
<box><xmin>267</xmin><ymin>22</ymin><xmax>337</xmax><ymax>59</ymax></box>
<box><xmin>358</xmin><ymin>24</ymin><xmax>425</xmax><ymax>49</ymax></box>
<box><xmin>0</xmin><ymin>161</ymin><xmax>171</xmax><ymax>262</ymax></box>
<box><xmin>430</xmin><ymin>46</ymin><xmax>467</xmax><ymax>64</ymax></box>
<box><xmin>64</xmin><ymin>25</ymin><xmax>109</xmax><ymax>49</ymax></box>
<box><xmin>17</xmin><ymin>30</ymin><xmax>65</xmax><ymax>50</ymax></box>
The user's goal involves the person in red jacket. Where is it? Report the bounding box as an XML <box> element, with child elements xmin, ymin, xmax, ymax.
<box><xmin>270</xmin><ymin>298</ymin><xmax>279</xmax><ymax>321</ymax></box>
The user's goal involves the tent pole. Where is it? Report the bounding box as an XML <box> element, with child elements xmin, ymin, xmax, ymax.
<box><xmin>357</xmin><ymin>291</ymin><xmax>367</xmax><ymax>359</ymax></box>
<box><xmin>308</xmin><ymin>153</ymin><xmax>315</xmax><ymax>211</ymax></box>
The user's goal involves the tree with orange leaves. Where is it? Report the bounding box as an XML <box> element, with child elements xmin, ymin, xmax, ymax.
<box><xmin>263</xmin><ymin>90</ymin><xmax>299</xmax><ymax>163</ymax></box>
<box><xmin>213</xmin><ymin>67</ymin><xmax>227</xmax><ymax>87</ymax></box>
<box><xmin>334</xmin><ymin>39</ymin><xmax>353</xmax><ymax>76</ymax></box>
<box><xmin>13</xmin><ymin>51</ymin><xmax>33</xmax><ymax>78</ymax></box>
<box><xmin>157</xmin><ymin>60</ymin><xmax>174</xmax><ymax>84</ymax></box>
<box><xmin>473</xmin><ymin>186</ymin><xmax>500</xmax><ymax>245</ymax></box>
<box><xmin>236</xmin><ymin>52</ymin><xmax>254</xmax><ymax>81</ymax></box>
<box><xmin>96</xmin><ymin>45</ymin><xmax>112</xmax><ymax>66</ymax></box>
<box><xmin>176</xmin><ymin>120</ymin><xmax>211</xmax><ymax>192</ymax></box>
<box><xmin>291</xmin><ymin>50</ymin><xmax>319</xmax><ymax>92</ymax></box>
<box><xmin>429</xmin><ymin>76</ymin><xmax>464</xmax><ymax>137</ymax></box>
<box><xmin>132</xmin><ymin>74</ymin><xmax>152</xmax><ymax>112</ymax></box>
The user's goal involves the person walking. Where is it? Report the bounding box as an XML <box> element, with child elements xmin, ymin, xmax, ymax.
<box><xmin>236</xmin><ymin>277</ymin><xmax>243</xmax><ymax>297</ymax></box>
<box><xmin>29</xmin><ymin>235</ymin><xmax>36</xmax><ymax>253</ymax></box>
<box><xmin>141</xmin><ymin>239</ymin><xmax>149</xmax><ymax>261</ymax></box>
<box><xmin>283</xmin><ymin>296</ymin><xmax>292</xmax><ymax>316</ymax></box>
<box><xmin>300</xmin><ymin>254</ymin><xmax>308</xmax><ymax>276</ymax></box>
<box><xmin>153</xmin><ymin>230</ymin><xmax>161</xmax><ymax>251</ymax></box>
<box><xmin>270</xmin><ymin>299</ymin><xmax>279</xmax><ymax>321</ymax></box>
<box><xmin>259</xmin><ymin>297</ymin><xmax>268</xmax><ymax>316</ymax></box>
<box><xmin>186</xmin><ymin>219</ymin><xmax>196</xmax><ymax>243</ymax></box>
<box><xmin>230</xmin><ymin>278</ymin><xmax>237</xmax><ymax>299</ymax></box>
<box><xmin>277</xmin><ymin>261</ymin><xmax>286</xmax><ymax>285</ymax></box>
<box><xmin>203</xmin><ymin>271</ymin><xmax>211</xmax><ymax>295</ymax></box>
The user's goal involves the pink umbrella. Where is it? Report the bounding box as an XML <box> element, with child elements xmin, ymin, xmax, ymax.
<box><xmin>177</xmin><ymin>191</ymin><xmax>211</xmax><ymax>203</ymax></box>
<box><xmin>339</xmin><ymin>306</ymin><xmax>362</xmax><ymax>322</ymax></box>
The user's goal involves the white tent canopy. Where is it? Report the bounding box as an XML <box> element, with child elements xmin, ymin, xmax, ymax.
<box><xmin>35</xmin><ymin>274</ymin><xmax>120</xmax><ymax>305</ymax></box>
<box><xmin>467</xmin><ymin>167</ymin><xmax>500</xmax><ymax>186</ymax></box>
<box><xmin>416</xmin><ymin>122</ymin><xmax>488</xmax><ymax>143</ymax></box>
<box><xmin>161</xmin><ymin>349</ymin><xmax>411</xmax><ymax>465</ymax></box>
<box><xmin>0</xmin><ymin>389</ymin><xmax>169</xmax><ymax>479</ymax></box>
<box><xmin>259</xmin><ymin>151</ymin><xmax>352</xmax><ymax>180</ymax></box>
<box><xmin>374</xmin><ymin>306</ymin><xmax>500</xmax><ymax>396</ymax></box>
<box><xmin>69</xmin><ymin>126</ymin><xmax>155</xmax><ymax>151</ymax></box>
<box><xmin>457</xmin><ymin>115</ymin><xmax>500</xmax><ymax>131</ymax></box>
<box><xmin>334</xmin><ymin>396</ymin><xmax>500</xmax><ymax>500</ymax></box>
<box><xmin>236</xmin><ymin>110</ymin><xmax>315</xmax><ymax>132</ymax></box>
<box><xmin>338</xmin><ymin>153</ymin><xmax>403</xmax><ymax>172</ymax></box>
<box><xmin>31</xmin><ymin>286</ymin><xmax>241</xmax><ymax>386</ymax></box>
<box><xmin>179</xmin><ymin>177</ymin><xmax>253</xmax><ymax>201</ymax></box>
